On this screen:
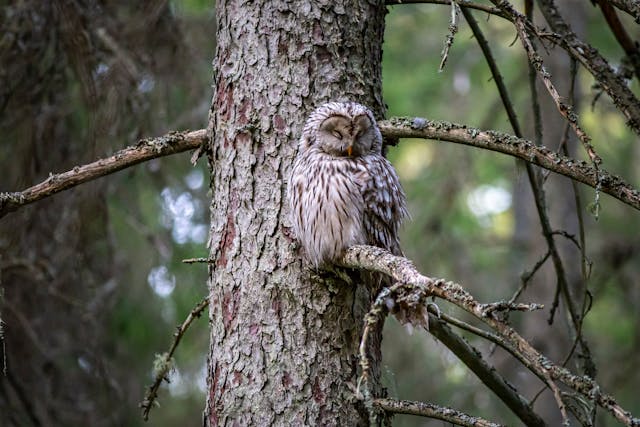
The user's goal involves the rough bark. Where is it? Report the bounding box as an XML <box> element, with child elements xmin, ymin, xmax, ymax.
<box><xmin>204</xmin><ymin>1</ymin><xmax>386</xmax><ymax>425</ymax></box>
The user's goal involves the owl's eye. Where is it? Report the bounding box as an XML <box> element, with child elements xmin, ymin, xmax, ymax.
<box><xmin>331</xmin><ymin>130</ymin><xmax>343</xmax><ymax>140</ymax></box>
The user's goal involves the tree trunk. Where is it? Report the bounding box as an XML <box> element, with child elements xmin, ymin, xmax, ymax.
<box><xmin>204</xmin><ymin>1</ymin><xmax>386</xmax><ymax>425</ymax></box>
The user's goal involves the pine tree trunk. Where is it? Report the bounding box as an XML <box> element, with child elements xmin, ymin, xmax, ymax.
<box><xmin>204</xmin><ymin>1</ymin><xmax>386</xmax><ymax>425</ymax></box>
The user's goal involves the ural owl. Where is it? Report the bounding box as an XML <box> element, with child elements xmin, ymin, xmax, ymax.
<box><xmin>288</xmin><ymin>101</ymin><xmax>408</xmax><ymax>267</ymax></box>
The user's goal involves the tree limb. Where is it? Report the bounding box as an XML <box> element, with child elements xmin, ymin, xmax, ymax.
<box><xmin>593</xmin><ymin>0</ymin><xmax>640</xmax><ymax>81</ymax></box>
<box><xmin>356</xmin><ymin>283</ymin><xmax>523</xmax><ymax>426</ymax></box>
<box><xmin>462</xmin><ymin>7</ymin><xmax>594</xmax><ymax>375</ymax></box>
<box><xmin>510</xmin><ymin>2</ymin><xmax>602</xmax><ymax>169</ymax></box>
<box><xmin>385</xmin><ymin>0</ymin><xmax>507</xmax><ymax>18</ymax></box>
<box><xmin>374</xmin><ymin>397</ymin><xmax>504</xmax><ymax>427</ymax></box>
<box><xmin>379</xmin><ymin>118</ymin><xmax>640</xmax><ymax>211</ymax></box>
<box><xmin>341</xmin><ymin>245</ymin><xmax>640</xmax><ymax>426</ymax></box>
<box><xmin>604</xmin><ymin>0</ymin><xmax>640</xmax><ymax>24</ymax></box>
<box><xmin>3</xmin><ymin>119</ymin><xmax>640</xmax><ymax>219</ymax></box>
<box><xmin>0</xmin><ymin>129</ymin><xmax>206</xmax><ymax>218</ymax></box>
<box><xmin>426</xmin><ymin>312</ymin><xmax>547</xmax><ymax>426</ymax></box>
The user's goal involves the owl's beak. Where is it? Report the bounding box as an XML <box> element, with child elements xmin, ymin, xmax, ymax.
<box><xmin>346</xmin><ymin>145</ymin><xmax>353</xmax><ymax>157</ymax></box>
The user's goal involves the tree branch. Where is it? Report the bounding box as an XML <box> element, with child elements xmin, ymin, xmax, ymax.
<box><xmin>341</xmin><ymin>245</ymin><xmax>640</xmax><ymax>426</ymax></box>
<box><xmin>491</xmin><ymin>0</ymin><xmax>640</xmax><ymax>134</ymax></box>
<box><xmin>462</xmin><ymin>8</ymin><xmax>594</xmax><ymax>373</ymax></box>
<box><xmin>140</xmin><ymin>296</ymin><xmax>209</xmax><ymax>421</ymax></box>
<box><xmin>379</xmin><ymin>118</ymin><xmax>640</xmax><ymax>211</ymax></box>
<box><xmin>490</xmin><ymin>0</ymin><xmax>605</xmax><ymax>174</ymax></box>
<box><xmin>593</xmin><ymin>0</ymin><xmax>640</xmax><ymax>81</ymax></box>
<box><xmin>426</xmin><ymin>312</ymin><xmax>547</xmax><ymax>426</ymax></box>
<box><xmin>0</xmin><ymin>129</ymin><xmax>206</xmax><ymax>218</ymax></box>
<box><xmin>356</xmin><ymin>283</ymin><xmax>523</xmax><ymax>426</ymax></box>
<box><xmin>374</xmin><ymin>397</ymin><xmax>504</xmax><ymax>427</ymax></box>
<box><xmin>3</xmin><ymin>118</ymin><xmax>640</xmax><ymax>219</ymax></box>
<box><xmin>605</xmin><ymin>0</ymin><xmax>640</xmax><ymax>24</ymax></box>
<box><xmin>385</xmin><ymin>0</ymin><xmax>507</xmax><ymax>18</ymax></box>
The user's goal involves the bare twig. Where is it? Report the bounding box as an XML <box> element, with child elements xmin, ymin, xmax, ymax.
<box><xmin>374</xmin><ymin>397</ymin><xmax>504</xmax><ymax>427</ymax></box>
<box><xmin>140</xmin><ymin>296</ymin><xmax>210</xmax><ymax>421</ymax></box>
<box><xmin>509</xmin><ymin>2</ymin><xmax>602</xmax><ymax>172</ymax></box>
<box><xmin>182</xmin><ymin>257</ymin><xmax>214</xmax><ymax>264</ymax></box>
<box><xmin>0</xmin><ymin>129</ymin><xmax>206</xmax><ymax>218</ymax></box>
<box><xmin>462</xmin><ymin>10</ymin><xmax>582</xmax><ymax>375</ymax></box>
<box><xmin>557</xmin><ymin>56</ymin><xmax>597</xmax><ymax>378</ymax></box>
<box><xmin>392</xmin><ymin>0</ymin><xmax>640</xmax><ymax>128</ymax></box>
<box><xmin>341</xmin><ymin>245</ymin><xmax>640</xmax><ymax>426</ymax></box>
<box><xmin>510</xmin><ymin>251</ymin><xmax>550</xmax><ymax>304</ymax></box>
<box><xmin>461</xmin><ymin>6</ymin><xmax>522</xmax><ymax>136</ymax></box>
<box><xmin>438</xmin><ymin>0</ymin><xmax>460</xmax><ymax>72</ymax></box>
<box><xmin>520</xmin><ymin>1</ymin><xmax>595</xmax><ymax>379</ymax></box>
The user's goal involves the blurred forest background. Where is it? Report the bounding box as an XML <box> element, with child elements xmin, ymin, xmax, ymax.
<box><xmin>1</xmin><ymin>1</ymin><xmax>639</xmax><ymax>426</ymax></box>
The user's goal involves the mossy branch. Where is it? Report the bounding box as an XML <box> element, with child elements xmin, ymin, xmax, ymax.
<box><xmin>2</xmin><ymin>120</ymin><xmax>639</xmax><ymax>218</ymax></box>
<box><xmin>341</xmin><ymin>245</ymin><xmax>640</xmax><ymax>426</ymax></box>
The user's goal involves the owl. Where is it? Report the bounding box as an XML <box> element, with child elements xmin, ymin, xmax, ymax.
<box><xmin>288</xmin><ymin>101</ymin><xmax>408</xmax><ymax>268</ymax></box>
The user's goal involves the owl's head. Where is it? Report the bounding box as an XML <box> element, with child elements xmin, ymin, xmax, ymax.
<box><xmin>300</xmin><ymin>101</ymin><xmax>383</xmax><ymax>157</ymax></box>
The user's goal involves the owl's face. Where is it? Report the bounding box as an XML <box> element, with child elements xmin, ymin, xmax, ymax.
<box><xmin>300</xmin><ymin>102</ymin><xmax>383</xmax><ymax>157</ymax></box>
<box><xmin>316</xmin><ymin>114</ymin><xmax>376</xmax><ymax>158</ymax></box>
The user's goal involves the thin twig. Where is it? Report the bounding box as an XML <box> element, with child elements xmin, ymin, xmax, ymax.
<box><xmin>557</xmin><ymin>56</ymin><xmax>597</xmax><ymax>378</ymax></box>
<box><xmin>514</xmin><ymin>2</ymin><xmax>602</xmax><ymax>171</ymax></box>
<box><xmin>593</xmin><ymin>0</ymin><xmax>640</xmax><ymax>81</ymax></box>
<box><xmin>182</xmin><ymin>257</ymin><xmax>214</xmax><ymax>264</ymax></box>
<box><xmin>520</xmin><ymin>2</ymin><xmax>593</xmax><ymax>382</ymax></box>
<box><xmin>462</xmin><ymin>11</ymin><xmax>579</xmax><ymax>380</ymax></box>
<box><xmin>391</xmin><ymin>0</ymin><xmax>640</xmax><ymax>128</ymax></box>
<box><xmin>461</xmin><ymin>6</ymin><xmax>522</xmax><ymax>136</ymax></box>
<box><xmin>140</xmin><ymin>296</ymin><xmax>210</xmax><ymax>421</ymax></box>
<box><xmin>510</xmin><ymin>251</ymin><xmax>550</xmax><ymax>304</ymax></box>
<box><xmin>439</xmin><ymin>0</ymin><xmax>460</xmax><ymax>72</ymax></box>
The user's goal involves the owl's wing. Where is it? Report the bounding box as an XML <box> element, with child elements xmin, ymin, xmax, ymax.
<box><xmin>359</xmin><ymin>156</ymin><xmax>409</xmax><ymax>256</ymax></box>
